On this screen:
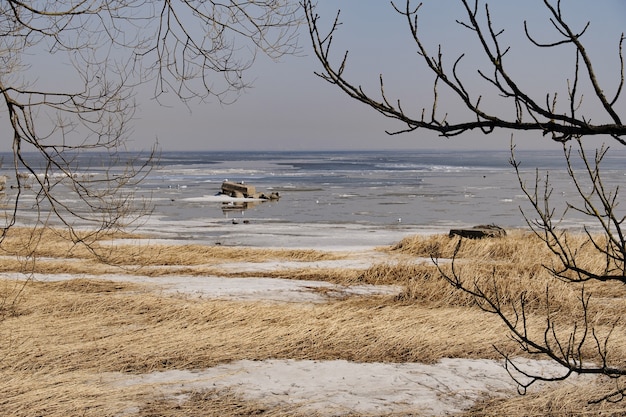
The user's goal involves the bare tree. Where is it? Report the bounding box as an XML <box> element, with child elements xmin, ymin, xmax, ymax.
<box><xmin>0</xmin><ymin>1</ymin><xmax>300</xmax><ymax>316</ymax></box>
<box><xmin>0</xmin><ymin>1</ymin><xmax>301</xmax><ymax>246</ymax></box>
<box><xmin>304</xmin><ymin>0</ymin><xmax>624</xmax><ymax>141</ymax></box>
<box><xmin>304</xmin><ymin>0</ymin><xmax>626</xmax><ymax>402</ymax></box>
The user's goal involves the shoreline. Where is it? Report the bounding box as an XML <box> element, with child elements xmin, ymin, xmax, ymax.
<box><xmin>133</xmin><ymin>216</ymin><xmax>470</xmax><ymax>249</ymax></box>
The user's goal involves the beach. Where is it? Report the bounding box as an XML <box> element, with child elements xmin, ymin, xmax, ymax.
<box><xmin>0</xmin><ymin>225</ymin><xmax>612</xmax><ymax>417</ymax></box>
<box><xmin>1</xmin><ymin>149</ymin><xmax>625</xmax><ymax>415</ymax></box>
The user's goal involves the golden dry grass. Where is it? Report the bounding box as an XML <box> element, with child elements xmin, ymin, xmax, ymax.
<box><xmin>0</xmin><ymin>227</ymin><xmax>350</xmax><ymax>278</ymax></box>
<box><xmin>0</xmin><ymin>226</ymin><xmax>138</xmax><ymax>258</ymax></box>
<box><xmin>1</xmin><ymin>227</ymin><xmax>626</xmax><ymax>416</ymax></box>
<box><xmin>0</xmin><ymin>278</ymin><xmax>516</xmax><ymax>416</ymax></box>
<box><xmin>466</xmin><ymin>380</ymin><xmax>626</xmax><ymax>416</ymax></box>
<box><xmin>392</xmin><ymin>229</ymin><xmax>548</xmax><ymax>260</ymax></box>
<box><xmin>94</xmin><ymin>243</ymin><xmax>347</xmax><ymax>267</ymax></box>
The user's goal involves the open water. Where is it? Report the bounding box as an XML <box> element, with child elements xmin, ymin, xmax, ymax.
<box><xmin>4</xmin><ymin>148</ymin><xmax>626</xmax><ymax>248</ymax></box>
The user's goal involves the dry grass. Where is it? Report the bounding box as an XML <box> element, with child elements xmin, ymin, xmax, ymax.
<box><xmin>2</xmin><ymin>280</ymin><xmax>513</xmax><ymax>373</ymax></box>
<box><xmin>393</xmin><ymin>231</ymin><xmax>626</xmax><ymax>317</ymax></box>
<box><xmin>0</xmin><ymin>278</ymin><xmax>516</xmax><ymax>416</ymax></box>
<box><xmin>93</xmin><ymin>243</ymin><xmax>347</xmax><ymax>267</ymax></box>
<box><xmin>0</xmin><ymin>227</ymin><xmax>350</xmax><ymax>278</ymax></box>
<box><xmin>466</xmin><ymin>381</ymin><xmax>626</xmax><ymax>416</ymax></box>
<box><xmin>392</xmin><ymin>229</ymin><xmax>549</xmax><ymax>260</ymax></box>
<box><xmin>1</xmin><ymin>227</ymin><xmax>626</xmax><ymax>415</ymax></box>
<box><xmin>0</xmin><ymin>226</ymin><xmax>139</xmax><ymax>258</ymax></box>
<box><xmin>390</xmin><ymin>232</ymin><xmax>626</xmax><ymax>376</ymax></box>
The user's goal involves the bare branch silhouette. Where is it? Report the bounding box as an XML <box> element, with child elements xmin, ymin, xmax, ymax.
<box><xmin>304</xmin><ymin>0</ymin><xmax>625</xmax><ymax>142</ymax></box>
<box><xmin>304</xmin><ymin>0</ymin><xmax>626</xmax><ymax>402</ymax></box>
<box><xmin>0</xmin><ymin>1</ymin><xmax>301</xmax><ymax>308</ymax></box>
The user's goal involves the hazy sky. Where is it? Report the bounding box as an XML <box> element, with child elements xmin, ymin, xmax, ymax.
<box><xmin>21</xmin><ymin>1</ymin><xmax>626</xmax><ymax>153</ymax></box>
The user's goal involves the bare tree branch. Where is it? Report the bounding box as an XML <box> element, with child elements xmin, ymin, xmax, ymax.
<box><xmin>0</xmin><ymin>1</ymin><xmax>301</xmax><ymax>254</ymax></box>
<box><xmin>304</xmin><ymin>0</ymin><xmax>626</xmax><ymax>403</ymax></box>
<box><xmin>303</xmin><ymin>0</ymin><xmax>625</xmax><ymax>142</ymax></box>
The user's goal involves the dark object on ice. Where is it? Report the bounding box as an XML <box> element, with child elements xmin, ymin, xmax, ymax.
<box><xmin>259</xmin><ymin>191</ymin><xmax>280</xmax><ymax>200</ymax></box>
<box><xmin>449</xmin><ymin>224</ymin><xmax>507</xmax><ymax>239</ymax></box>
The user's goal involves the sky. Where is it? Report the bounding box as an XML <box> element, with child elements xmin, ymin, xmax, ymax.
<box><xmin>9</xmin><ymin>1</ymin><xmax>626</xmax><ymax>153</ymax></box>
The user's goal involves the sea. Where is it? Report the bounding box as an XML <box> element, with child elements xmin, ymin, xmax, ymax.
<box><xmin>4</xmin><ymin>148</ymin><xmax>626</xmax><ymax>248</ymax></box>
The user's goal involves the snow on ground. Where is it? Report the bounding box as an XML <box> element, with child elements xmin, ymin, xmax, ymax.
<box><xmin>18</xmin><ymin>272</ymin><xmax>400</xmax><ymax>303</ymax></box>
<box><xmin>108</xmin><ymin>358</ymin><xmax>581</xmax><ymax>417</ymax></box>
<box><xmin>9</xmin><ymin>226</ymin><xmax>588</xmax><ymax>416</ymax></box>
<box><xmin>133</xmin><ymin>217</ymin><xmax>451</xmax><ymax>250</ymax></box>
<box><xmin>13</xmin><ymin>253</ymin><xmax>591</xmax><ymax>416</ymax></box>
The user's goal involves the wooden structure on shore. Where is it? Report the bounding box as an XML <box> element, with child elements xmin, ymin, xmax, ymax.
<box><xmin>220</xmin><ymin>181</ymin><xmax>280</xmax><ymax>200</ymax></box>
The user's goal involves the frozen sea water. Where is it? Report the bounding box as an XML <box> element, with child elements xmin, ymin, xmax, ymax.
<box><xmin>4</xmin><ymin>148</ymin><xmax>625</xmax><ymax>247</ymax></box>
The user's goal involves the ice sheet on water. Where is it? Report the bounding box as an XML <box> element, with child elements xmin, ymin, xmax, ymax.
<box><xmin>138</xmin><ymin>216</ymin><xmax>449</xmax><ymax>249</ymax></box>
